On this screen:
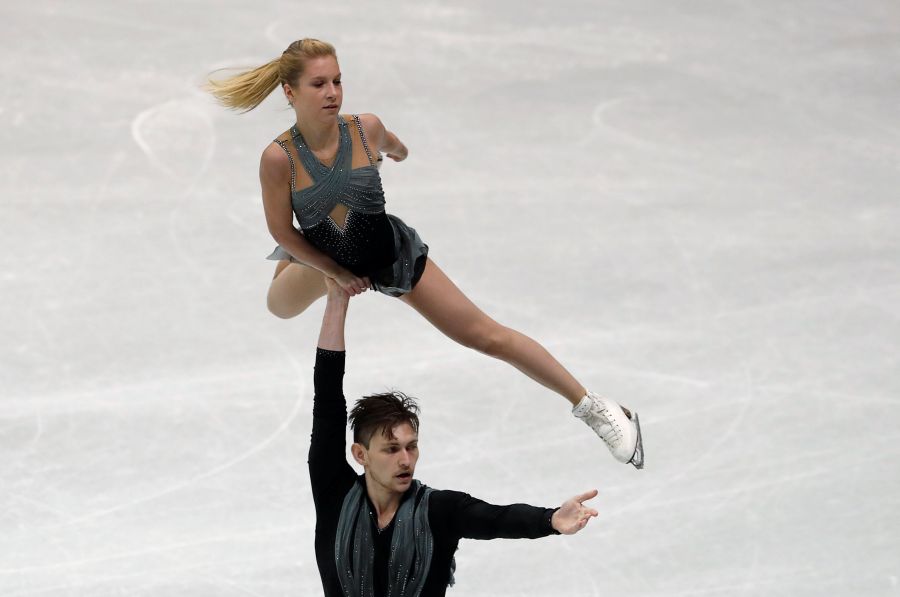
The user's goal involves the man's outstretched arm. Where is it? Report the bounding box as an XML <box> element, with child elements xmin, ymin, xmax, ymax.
<box><xmin>436</xmin><ymin>488</ymin><xmax>599</xmax><ymax>540</ymax></box>
<box><xmin>308</xmin><ymin>280</ymin><xmax>356</xmax><ymax>509</ymax></box>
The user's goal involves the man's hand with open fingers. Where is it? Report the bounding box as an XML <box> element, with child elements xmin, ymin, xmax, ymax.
<box><xmin>551</xmin><ymin>489</ymin><xmax>599</xmax><ymax>535</ymax></box>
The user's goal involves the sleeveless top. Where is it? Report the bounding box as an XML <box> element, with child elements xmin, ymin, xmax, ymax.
<box><xmin>276</xmin><ymin>115</ymin><xmax>397</xmax><ymax>277</ymax></box>
<box><xmin>266</xmin><ymin>115</ymin><xmax>430</xmax><ymax>296</ymax></box>
<box><xmin>334</xmin><ymin>478</ymin><xmax>453</xmax><ymax>597</ymax></box>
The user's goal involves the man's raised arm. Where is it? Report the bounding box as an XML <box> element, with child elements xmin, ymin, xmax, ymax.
<box><xmin>308</xmin><ymin>279</ymin><xmax>356</xmax><ymax>508</ymax></box>
<box><xmin>317</xmin><ymin>278</ymin><xmax>350</xmax><ymax>351</ymax></box>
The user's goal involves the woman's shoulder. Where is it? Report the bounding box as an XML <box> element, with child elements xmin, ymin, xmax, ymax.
<box><xmin>340</xmin><ymin>112</ymin><xmax>383</xmax><ymax>130</ymax></box>
<box><xmin>353</xmin><ymin>112</ymin><xmax>385</xmax><ymax>132</ymax></box>
<box><xmin>259</xmin><ymin>135</ymin><xmax>293</xmax><ymax>180</ymax></box>
<box><xmin>262</xmin><ymin>128</ymin><xmax>293</xmax><ymax>155</ymax></box>
<box><xmin>344</xmin><ymin>113</ymin><xmax>385</xmax><ymax>150</ymax></box>
<box><xmin>271</xmin><ymin>128</ymin><xmax>294</xmax><ymax>145</ymax></box>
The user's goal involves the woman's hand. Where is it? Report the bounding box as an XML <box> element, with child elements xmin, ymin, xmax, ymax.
<box><xmin>329</xmin><ymin>268</ymin><xmax>371</xmax><ymax>297</ymax></box>
<box><xmin>551</xmin><ymin>489</ymin><xmax>599</xmax><ymax>535</ymax></box>
<box><xmin>323</xmin><ymin>276</ymin><xmax>349</xmax><ymax>300</ymax></box>
<box><xmin>385</xmin><ymin>143</ymin><xmax>407</xmax><ymax>162</ymax></box>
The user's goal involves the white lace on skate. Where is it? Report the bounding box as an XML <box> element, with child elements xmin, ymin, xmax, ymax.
<box><xmin>573</xmin><ymin>392</ymin><xmax>641</xmax><ymax>467</ymax></box>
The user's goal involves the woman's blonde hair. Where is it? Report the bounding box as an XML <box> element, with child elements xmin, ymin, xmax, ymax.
<box><xmin>205</xmin><ymin>38</ymin><xmax>337</xmax><ymax>112</ymax></box>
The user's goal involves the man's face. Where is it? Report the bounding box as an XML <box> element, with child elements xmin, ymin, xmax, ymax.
<box><xmin>354</xmin><ymin>423</ymin><xmax>419</xmax><ymax>495</ymax></box>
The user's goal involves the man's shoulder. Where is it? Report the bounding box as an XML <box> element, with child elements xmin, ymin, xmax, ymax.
<box><xmin>425</xmin><ymin>487</ymin><xmax>471</xmax><ymax>511</ymax></box>
<box><xmin>423</xmin><ymin>487</ymin><xmax>466</xmax><ymax>538</ymax></box>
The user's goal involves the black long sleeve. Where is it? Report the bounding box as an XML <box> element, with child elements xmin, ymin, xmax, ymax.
<box><xmin>430</xmin><ymin>490</ymin><xmax>559</xmax><ymax>541</ymax></box>
<box><xmin>309</xmin><ymin>349</ymin><xmax>358</xmax><ymax>597</ymax></box>
<box><xmin>420</xmin><ymin>490</ymin><xmax>559</xmax><ymax>594</ymax></box>
<box><xmin>308</xmin><ymin>348</ymin><xmax>357</xmax><ymax>511</ymax></box>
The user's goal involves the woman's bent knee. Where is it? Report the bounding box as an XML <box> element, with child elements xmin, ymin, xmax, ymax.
<box><xmin>266</xmin><ymin>261</ymin><xmax>326</xmax><ymax>319</ymax></box>
<box><xmin>267</xmin><ymin>293</ymin><xmax>300</xmax><ymax>319</ymax></box>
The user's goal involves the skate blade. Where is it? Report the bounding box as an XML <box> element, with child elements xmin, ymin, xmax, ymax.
<box><xmin>629</xmin><ymin>412</ymin><xmax>644</xmax><ymax>470</ymax></box>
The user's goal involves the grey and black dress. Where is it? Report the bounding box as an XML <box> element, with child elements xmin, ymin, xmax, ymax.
<box><xmin>266</xmin><ymin>115</ymin><xmax>428</xmax><ymax>297</ymax></box>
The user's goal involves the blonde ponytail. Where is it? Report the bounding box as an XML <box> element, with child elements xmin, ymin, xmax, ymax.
<box><xmin>206</xmin><ymin>38</ymin><xmax>337</xmax><ymax>113</ymax></box>
<box><xmin>206</xmin><ymin>58</ymin><xmax>282</xmax><ymax>112</ymax></box>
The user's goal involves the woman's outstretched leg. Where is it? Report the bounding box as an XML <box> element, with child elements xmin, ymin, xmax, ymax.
<box><xmin>400</xmin><ymin>258</ymin><xmax>643</xmax><ymax>468</ymax></box>
<box><xmin>267</xmin><ymin>260</ymin><xmax>327</xmax><ymax>319</ymax></box>
<box><xmin>401</xmin><ymin>258</ymin><xmax>586</xmax><ymax>404</ymax></box>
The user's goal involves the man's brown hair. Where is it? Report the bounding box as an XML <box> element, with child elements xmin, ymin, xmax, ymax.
<box><xmin>349</xmin><ymin>391</ymin><xmax>420</xmax><ymax>447</ymax></box>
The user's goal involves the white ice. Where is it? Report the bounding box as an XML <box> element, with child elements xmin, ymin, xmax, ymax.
<box><xmin>2</xmin><ymin>1</ymin><xmax>899</xmax><ymax>595</ymax></box>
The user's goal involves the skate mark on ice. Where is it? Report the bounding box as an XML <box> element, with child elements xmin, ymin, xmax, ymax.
<box><xmin>53</xmin><ymin>355</ymin><xmax>309</xmax><ymax>530</ymax></box>
<box><xmin>0</xmin><ymin>524</ymin><xmax>306</xmax><ymax>576</ymax></box>
<box><xmin>131</xmin><ymin>99</ymin><xmax>216</xmax><ymax>185</ymax></box>
<box><xmin>614</xmin><ymin>365</ymin><xmax>756</xmax><ymax>516</ymax></box>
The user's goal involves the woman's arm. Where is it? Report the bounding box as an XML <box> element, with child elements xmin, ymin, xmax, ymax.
<box><xmin>259</xmin><ymin>143</ymin><xmax>370</xmax><ymax>295</ymax></box>
<box><xmin>357</xmin><ymin>113</ymin><xmax>408</xmax><ymax>162</ymax></box>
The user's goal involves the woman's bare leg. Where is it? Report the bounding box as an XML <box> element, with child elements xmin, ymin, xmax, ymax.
<box><xmin>400</xmin><ymin>258</ymin><xmax>586</xmax><ymax>405</ymax></box>
<box><xmin>267</xmin><ymin>260</ymin><xmax>327</xmax><ymax>319</ymax></box>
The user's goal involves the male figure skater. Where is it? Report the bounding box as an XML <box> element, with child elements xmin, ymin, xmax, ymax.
<box><xmin>310</xmin><ymin>278</ymin><xmax>600</xmax><ymax>596</ymax></box>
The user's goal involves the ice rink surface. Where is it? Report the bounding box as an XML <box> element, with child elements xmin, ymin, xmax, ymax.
<box><xmin>2</xmin><ymin>0</ymin><xmax>899</xmax><ymax>595</ymax></box>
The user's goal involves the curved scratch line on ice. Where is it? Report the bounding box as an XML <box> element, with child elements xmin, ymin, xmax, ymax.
<box><xmin>132</xmin><ymin>101</ymin><xmax>178</xmax><ymax>178</ymax></box>
<box><xmin>189</xmin><ymin>103</ymin><xmax>217</xmax><ymax>185</ymax></box>
<box><xmin>131</xmin><ymin>100</ymin><xmax>216</xmax><ymax>184</ymax></box>
<box><xmin>23</xmin><ymin>411</ymin><xmax>44</xmax><ymax>454</ymax></box>
<box><xmin>56</xmin><ymin>365</ymin><xmax>308</xmax><ymax>529</ymax></box>
<box><xmin>582</xmin><ymin>95</ymin><xmax>656</xmax><ymax>150</ymax></box>
<box><xmin>587</xmin><ymin>94</ymin><xmax>706</xmax><ymax>169</ymax></box>
<box><xmin>0</xmin><ymin>526</ymin><xmax>306</xmax><ymax>576</ymax></box>
<box><xmin>265</xmin><ymin>20</ymin><xmax>287</xmax><ymax>48</ymax></box>
<box><xmin>615</xmin><ymin>364</ymin><xmax>756</xmax><ymax>517</ymax></box>
<box><xmin>577</xmin><ymin>96</ymin><xmax>630</xmax><ymax>146</ymax></box>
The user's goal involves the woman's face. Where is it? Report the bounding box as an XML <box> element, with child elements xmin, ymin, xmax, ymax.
<box><xmin>286</xmin><ymin>55</ymin><xmax>342</xmax><ymax>124</ymax></box>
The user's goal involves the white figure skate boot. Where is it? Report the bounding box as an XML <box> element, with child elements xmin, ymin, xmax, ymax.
<box><xmin>573</xmin><ymin>392</ymin><xmax>644</xmax><ymax>469</ymax></box>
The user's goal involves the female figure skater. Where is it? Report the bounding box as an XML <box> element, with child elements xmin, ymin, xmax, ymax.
<box><xmin>206</xmin><ymin>38</ymin><xmax>643</xmax><ymax>468</ymax></box>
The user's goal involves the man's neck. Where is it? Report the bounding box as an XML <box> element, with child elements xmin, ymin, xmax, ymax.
<box><xmin>364</xmin><ymin>474</ymin><xmax>403</xmax><ymax>527</ymax></box>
